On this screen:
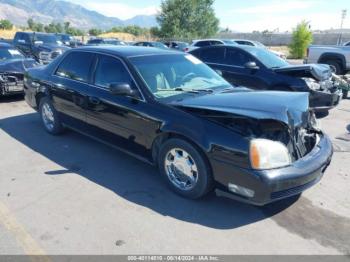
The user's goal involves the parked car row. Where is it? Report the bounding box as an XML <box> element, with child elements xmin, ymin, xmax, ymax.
<box><xmin>20</xmin><ymin>45</ymin><xmax>335</xmax><ymax>206</ymax></box>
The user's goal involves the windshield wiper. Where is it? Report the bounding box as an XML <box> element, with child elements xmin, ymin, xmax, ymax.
<box><xmin>157</xmin><ymin>88</ymin><xmax>200</xmax><ymax>94</ymax></box>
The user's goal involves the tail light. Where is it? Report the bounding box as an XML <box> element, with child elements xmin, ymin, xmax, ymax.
<box><xmin>184</xmin><ymin>47</ymin><xmax>189</xmax><ymax>52</ymax></box>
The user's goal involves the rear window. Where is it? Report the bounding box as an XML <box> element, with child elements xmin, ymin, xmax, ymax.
<box><xmin>55</xmin><ymin>52</ymin><xmax>94</xmax><ymax>82</ymax></box>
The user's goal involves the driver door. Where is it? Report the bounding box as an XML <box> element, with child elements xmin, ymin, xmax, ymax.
<box><xmin>85</xmin><ymin>54</ymin><xmax>152</xmax><ymax>155</ymax></box>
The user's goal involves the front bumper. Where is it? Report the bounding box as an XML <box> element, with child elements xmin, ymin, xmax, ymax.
<box><xmin>309</xmin><ymin>88</ymin><xmax>342</xmax><ymax>111</ymax></box>
<box><xmin>214</xmin><ymin>134</ymin><xmax>333</xmax><ymax>206</ymax></box>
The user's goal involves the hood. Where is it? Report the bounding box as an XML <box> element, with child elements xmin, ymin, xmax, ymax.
<box><xmin>171</xmin><ymin>91</ymin><xmax>310</xmax><ymax>128</ymax></box>
<box><xmin>274</xmin><ymin>64</ymin><xmax>332</xmax><ymax>81</ymax></box>
<box><xmin>37</xmin><ymin>43</ymin><xmax>70</xmax><ymax>52</ymax></box>
<box><xmin>0</xmin><ymin>58</ymin><xmax>38</xmax><ymax>73</ymax></box>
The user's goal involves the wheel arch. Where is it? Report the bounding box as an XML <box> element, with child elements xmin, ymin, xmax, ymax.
<box><xmin>151</xmin><ymin>131</ymin><xmax>213</xmax><ymax>174</ymax></box>
<box><xmin>318</xmin><ymin>53</ymin><xmax>346</xmax><ymax>71</ymax></box>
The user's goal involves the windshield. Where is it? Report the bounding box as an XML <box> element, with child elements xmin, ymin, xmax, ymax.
<box><xmin>243</xmin><ymin>46</ymin><xmax>289</xmax><ymax>68</ymax></box>
<box><xmin>34</xmin><ymin>34</ymin><xmax>61</xmax><ymax>45</ymax></box>
<box><xmin>129</xmin><ymin>54</ymin><xmax>231</xmax><ymax>100</ymax></box>
<box><xmin>0</xmin><ymin>48</ymin><xmax>24</xmax><ymax>60</ymax></box>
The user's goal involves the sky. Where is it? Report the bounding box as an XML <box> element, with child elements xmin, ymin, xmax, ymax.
<box><xmin>69</xmin><ymin>0</ymin><xmax>350</xmax><ymax>32</ymax></box>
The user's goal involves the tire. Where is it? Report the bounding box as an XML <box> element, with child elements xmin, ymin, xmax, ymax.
<box><xmin>324</xmin><ymin>60</ymin><xmax>343</xmax><ymax>75</ymax></box>
<box><xmin>342</xmin><ymin>89</ymin><xmax>348</xmax><ymax>99</ymax></box>
<box><xmin>39</xmin><ymin>97</ymin><xmax>64</xmax><ymax>135</ymax></box>
<box><xmin>158</xmin><ymin>138</ymin><xmax>213</xmax><ymax>199</ymax></box>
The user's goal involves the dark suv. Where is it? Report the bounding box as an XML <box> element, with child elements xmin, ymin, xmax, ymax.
<box><xmin>13</xmin><ymin>32</ymin><xmax>70</xmax><ymax>64</ymax></box>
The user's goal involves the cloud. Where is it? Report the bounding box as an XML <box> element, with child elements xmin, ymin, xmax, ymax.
<box><xmin>81</xmin><ymin>2</ymin><xmax>158</xmax><ymax>20</ymax></box>
<box><xmin>233</xmin><ymin>0</ymin><xmax>315</xmax><ymax>14</ymax></box>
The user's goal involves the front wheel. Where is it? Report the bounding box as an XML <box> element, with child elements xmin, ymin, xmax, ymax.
<box><xmin>39</xmin><ymin>97</ymin><xmax>64</xmax><ymax>135</ymax></box>
<box><xmin>158</xmin><ymin>138</ymin><xmax>213</xmax><ymax>199</ymax></box>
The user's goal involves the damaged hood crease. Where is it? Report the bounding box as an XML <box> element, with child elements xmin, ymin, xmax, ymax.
<box><xmin>172</xmin><ymin>91</ymin><xmax>310</xmax><ymax>128</ymax></box>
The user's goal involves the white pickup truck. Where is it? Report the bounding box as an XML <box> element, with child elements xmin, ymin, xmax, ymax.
<box><xmin>305</xmin><ymin>45</ymin><xmax>350</xmax><ymax>75</ymax></box>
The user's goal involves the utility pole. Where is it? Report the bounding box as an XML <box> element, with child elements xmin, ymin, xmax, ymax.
<box><xmin>338</xmin><ymin>9</ymin><xmax>347</xmax><ymax>45</ymax></box>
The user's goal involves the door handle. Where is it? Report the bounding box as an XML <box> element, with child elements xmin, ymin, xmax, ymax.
<box><xmin>89</xmin><ymin>96</ymin><xmax>100</xmax><ymax>105</ymax></box>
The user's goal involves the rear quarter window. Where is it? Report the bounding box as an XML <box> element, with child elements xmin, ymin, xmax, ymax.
<box><xmin>55</xmin><ymin>52</ymin><xmax>95</xmax><ymax>82</ymax></box>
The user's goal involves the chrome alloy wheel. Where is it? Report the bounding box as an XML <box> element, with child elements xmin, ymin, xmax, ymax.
<box><xmin>41</xmin><ymin>102</ymin><xmax>55</xmax><ymax>131</ymax></box>
<box><xmin>164</xmin><ymin>148</ymin><xmax>199</xmax><ymax>191</ymax></box>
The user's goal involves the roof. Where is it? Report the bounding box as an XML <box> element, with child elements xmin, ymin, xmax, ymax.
<box><xmin>73</xmin><ymin>46</ymin><xmax>178</xmax><ymax>57</ymax></box>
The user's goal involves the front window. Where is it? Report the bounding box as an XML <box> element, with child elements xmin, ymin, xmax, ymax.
<box><xmin>34</xmin><ymin>34</ymin><xmax>61</xmax><ymax>45</ymax></box>
<box><xmin>0</xmin><ymin>48</ymin><xmax>24</xmax><ymax>60</ymax></box>
<box><xmin>242</xmin><ymin>46</ymin><xmax>289</xmax><ymax>68</ymax></box>
<box><xmin>129</xmin><ymin>54</ymin><xmax>231</xmax><ymax>100</ymax></box>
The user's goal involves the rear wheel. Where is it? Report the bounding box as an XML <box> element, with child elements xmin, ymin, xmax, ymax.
<box><xmin>158</xmin><ymin>138</ymin><xmax>213</xmax><ymax>199</ymax></box>
<box><xmin>39</xmin><ymin>97</ymin><xmax>64</xmax><ymax>135</ymax></box>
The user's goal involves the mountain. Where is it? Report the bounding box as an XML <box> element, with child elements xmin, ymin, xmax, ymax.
<box><xmin>0</xmin><ymin>0</ymin><xmax>157</xmax><ymax>29</ymax></box>
<box><xmin>124</xmin><ymin>15</ymin><xmax>157</xmax><ymax>28</ymax></box>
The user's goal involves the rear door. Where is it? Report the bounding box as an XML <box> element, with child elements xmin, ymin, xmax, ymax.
<box><xmin>50</xmin><ymin>51</ymin><xmax>95</xmax><ymax>127</ymax></box>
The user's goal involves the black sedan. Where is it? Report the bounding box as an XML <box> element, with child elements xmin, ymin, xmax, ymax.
<box><xmin>24</xmin><ymin>46</ymin><xmax>332</xmax><ymax>205</ymax></box>
<box><xmin>0</xmin><ymin>42</ymin><xmax>38</xmax><ymax>96</ymax></box>
<box><xmin>190</xmin><ymin>45</ymin><xmax>342</xmax><ymax>112</ymax></box>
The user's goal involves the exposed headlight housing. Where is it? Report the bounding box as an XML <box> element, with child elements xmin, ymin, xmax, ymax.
<box><xmin>250</xmin><ymin>139</ymin><xmax>291</xmax><ymax>170</ymax></box>
<box><xmin>303</xmin><ymin>78</ymin><xmax>321</xmax><ymax>90</ymax></box>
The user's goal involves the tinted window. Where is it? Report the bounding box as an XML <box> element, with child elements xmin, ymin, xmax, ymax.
<box><xmin>225</xmin><ymin>49</ymin><xmax>251</xmax><ymax>66</ymax></box>
<box><xmin>210</xmin><ymin>41</ymin><xmax>224</xmax><ymax>45</ymax></box>
<box><xmin>195</xmin><ymin>41</ymin><xmax>210</xmax><ymax>47</ymax></box>
<box><xmin>94</xmin><ymin>55</ymin><xmax>133</xmax><ymax>89</ymax></box>
<box><xmin>346</xmin><ymin>42</ymin><xmax>350</xmax><ymax>46</ymax></box>
<box><xmin>56</xmin><ymin>52</ymin><xmax>94</xmax><ymax>82</ymax></box>
<box><xmin>200</xmin><ymin>47</ymin><xmax>225</xmax><ymax>63</ymax></box>
<box><xmin>88</xmin><ymin>39</ymin><xmax>101</xmax><ymax>44</ymax></box>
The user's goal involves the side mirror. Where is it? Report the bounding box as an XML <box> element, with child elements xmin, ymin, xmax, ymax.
<box><xmin>109</xmin><ymin>83</ymin><xmax>135</xmax><ymax>97</ymax></box>
<box><xmin>244</xmin><ymin>61</ymin><xmax>259</xmax><ymax>70</ymax></box>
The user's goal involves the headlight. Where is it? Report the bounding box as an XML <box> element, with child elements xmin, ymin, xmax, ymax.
<box><xmin>303</xmin><ymin>78</ymin><xmax>320</xmax><ymax>90</ymax></box>
<box><xmin>250</xmin><ymin>139</ymin><xmax>291</xmax><ymax>170</ymax></box>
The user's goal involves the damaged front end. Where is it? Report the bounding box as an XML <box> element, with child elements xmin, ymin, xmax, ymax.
<box><xmin>187</xmin><ymin>107</ymin><xmax>321</xmax><ymax>164</ymax></box>
<box><xmin>0</xmin><ymin>72</ymin><xmax>24</xmax><ymax>95</ymax></box>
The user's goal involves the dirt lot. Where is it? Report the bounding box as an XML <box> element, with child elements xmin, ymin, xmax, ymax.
<box><xmin>0</xmin><ymin>95</ymin><xmax>349</xmax><ymax>255</ymax></box>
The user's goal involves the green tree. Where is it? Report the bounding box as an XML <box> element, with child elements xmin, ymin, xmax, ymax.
<box><xmin>88</xmin><ymin>28</ymin><xmax>103</xmax><ymax>36</ymax></box>
<box><xmin>0</xmin><ymin>19</ymin><xmax>13</xmax><ymax>30</ymax></box>
<box><xmin>157</xmin><ymin>0</ymin><xmax>219</xmax><ymax>39</ymax></box>
<box><xmin>27</xmin><ymin>18</ymin><xmax>35</xmax><ymax>30</ymax></box>
<box><xmin>289</xmin><ymin>21</ymin><xmax>313</xmax><ymax>59</ymax></box>
<box><xmin>150</xmin><ymin>26</ymin><xmax>161</xmax><ymax>37</ymax></box>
